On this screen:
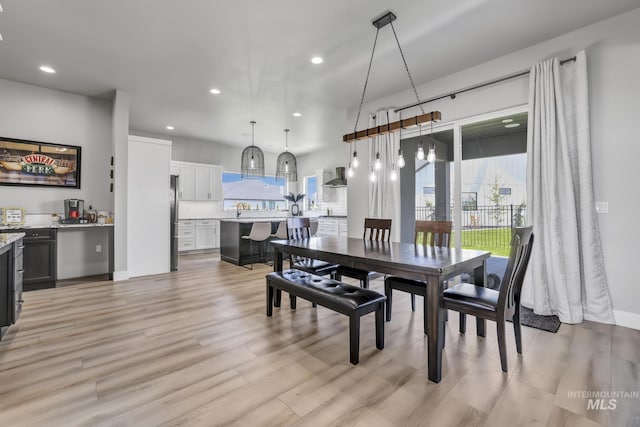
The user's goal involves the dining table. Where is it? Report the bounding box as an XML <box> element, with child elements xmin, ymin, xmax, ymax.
<box><xmin>270</xmin><ymin>236</ymin><xmax>491</xmax><ymax>383</ymax></box>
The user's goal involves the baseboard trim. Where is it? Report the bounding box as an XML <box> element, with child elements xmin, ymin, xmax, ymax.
<box><xmin>614</xmin><ymin>310</ymin><xmax>640</xmax><ymax>331</ymax></box>
<box><xmin>113</xmin><ymin>270</ymin><xmax>130</xmax><ymax>281</ymax></box>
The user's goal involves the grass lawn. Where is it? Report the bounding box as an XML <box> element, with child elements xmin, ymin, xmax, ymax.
<box><xmin>457</xmin><ymin>227</ymin><xmax>512</xmax><ymax>256</ymax></box>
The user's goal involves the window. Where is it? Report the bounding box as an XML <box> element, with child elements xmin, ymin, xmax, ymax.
<box><xmin>304</xmin><ymin>175</ymin><xmax>318</xmax><ymax>210</ymax></box>
<box><xmin>222</xmin><ymin>172</ymin><xmax>288</xmax><ymax>210</ymax></box>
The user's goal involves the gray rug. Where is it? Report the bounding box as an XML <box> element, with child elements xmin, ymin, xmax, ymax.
<box><xmin>510</xmin><ymin>306</ymin><xmax>561</xmax><ymax>333</ymax></box>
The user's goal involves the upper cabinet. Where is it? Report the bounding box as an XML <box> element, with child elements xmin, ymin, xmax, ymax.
<box><xmin>173</xmin><ymin>161</ymin><xmax>222</xmax><ymax>201</ymax></box>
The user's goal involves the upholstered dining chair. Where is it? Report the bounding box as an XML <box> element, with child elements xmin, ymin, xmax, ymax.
<box><xmin>286</xmin><ymin>217</ymin><xmax>339</xmax><ymax>277</ymax></box>
<box><xmin>443</xmin><ymin>226</ymin><xmax>534</xmax><ymax>372</ymax></box>
<box><xmin>333</xmin><ymin>218</ymin><xmax>392</xmax><ymax>289</ymax></box>
<box><xmin>384</xmin><ymin>220</ymin><xmax>452</xmax><ymax>334</ymax></box>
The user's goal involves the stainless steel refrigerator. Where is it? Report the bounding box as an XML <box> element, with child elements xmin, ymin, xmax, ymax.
<box><xmin>170</xmin><ymin>175</ymin><xmax>179</xmax><ymax>271</ymax></box>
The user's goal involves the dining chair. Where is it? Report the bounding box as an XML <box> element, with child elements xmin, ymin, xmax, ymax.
<box><xmin>334</xmin><ymin>218</ymin><xmax>392</xmax><ymax>289</ymax></box>
<box><xmin>443</xmin><ymin>226</ymin><xmax>534</xmax><ymax>372</ymax></box>
<box><xmin>240</xmin><ymin>222</ymin><xmax>272</xmax><ymax>269</ymax></box>
<box><xmin>286</xmin><ymin>217</ymin><xmax>340</xmax><ymax>277</ymax></box>
<box><xmin>384</xmin><ymin>220</ymin><xmax>452</xmax><ymax>334</ymax></box>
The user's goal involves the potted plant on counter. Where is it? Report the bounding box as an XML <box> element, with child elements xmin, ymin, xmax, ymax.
<box><xmin>284</xmin><ymin>192</ymin><xmax>305</xmax><ymax>216</ymax></box>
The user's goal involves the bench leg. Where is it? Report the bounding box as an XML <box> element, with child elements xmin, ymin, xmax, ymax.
<box><xmin>290</xmin><ymin>294</ymin><xmax>296</xmax><ymax>310</ymax></box>
<box><xmin>266</xmin><ymin>283</ymin><xmax>274</xmax><ymax>317</ymax></box>
<box><xmin>375</xmin><ymin>304</ymin><xmax>385</xmax><ymax>350</ymax></box>
<box><xmin>274</xmin><ymin>289</ymin><xmax>282</xmax><ymax>307</ymax></box>
<box><xmin>349</xmin><ymin>314</ymin><xmax>360</xmax><ymax>365</ymax></box>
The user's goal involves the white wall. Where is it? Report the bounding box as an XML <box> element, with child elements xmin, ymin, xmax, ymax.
<box><xmin>300</xmin><ymin>8</ymin><xmax>640</xmax><ymax>321</ymax></box>
<box><xmin>127</xmin><ymin>135</ymin><xmax>171</xmax><ymax>278</ymax></box>
<box><xmin>0</xmin><ymin>78</ymin><xmax>114</xmax><ymax>213</ymax></box>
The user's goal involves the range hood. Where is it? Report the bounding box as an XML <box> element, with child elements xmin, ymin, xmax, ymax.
<box><xmin>323</xmin><ymin>167</ymin><xmax>347</xmax><ymax>187</ymax></box>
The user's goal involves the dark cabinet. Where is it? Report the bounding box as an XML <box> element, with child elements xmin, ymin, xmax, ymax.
<box><xmin>21</xmin><ymin>229</ymin><xmax>56</xmax><ymax>291</ymax></box>
<box><xmin>1</xmin><ymin>237</ymin><xmax>23</xmax><ymax>340</ymax></box>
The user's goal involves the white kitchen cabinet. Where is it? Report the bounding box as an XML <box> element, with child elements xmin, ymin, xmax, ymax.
<box><xmin>172</xmin><ymin>161</ymin><xmax>222</xmax><ymax>201</ymax></box>
<box><xmin>195</xmin><ymin>219</ymin><xmax>220</xmax><ymax>249</ymax></box>
<box><xmin>316</xmin><ymin>217</ymin><xmax>347</xmax><ymax>237</ymax></box>
<box><xmin>178</xmin><ymin>164</ymin><xmax>196</xmax><ymax>200</ymax></box>
<box><xmin>178</xmin><ymin>220</ymin><xmax>196</xmax><ymax>251</ymax></box>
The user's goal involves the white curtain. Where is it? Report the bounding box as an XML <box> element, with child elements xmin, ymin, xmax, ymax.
<box><xmin>368</xmin><ymin>109</ymin><xmax>401</xmax><ymax>240</ymax></box>
<box><xmin>522</xmin><ymin>51</ymin><xmax>614</xmax><ymax>324</ymax></box>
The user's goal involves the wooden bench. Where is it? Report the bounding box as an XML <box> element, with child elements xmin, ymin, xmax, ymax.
<box><xmin>266</xmin><ymin>269</ymin><xmax>386</xmax><ymax>364</ymax></box>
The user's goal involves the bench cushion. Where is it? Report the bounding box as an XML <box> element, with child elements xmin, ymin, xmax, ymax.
<box><xmin>267</xmin><ymin>269</ymin><xmax>386</xmax><ymax>316</ymax></box>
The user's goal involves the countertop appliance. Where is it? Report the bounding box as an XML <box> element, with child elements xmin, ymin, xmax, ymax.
<box><xmin>62</xmin><ymin>199</ymin><xmax>86</xmax><ymax>224</ymax></box>
<box><xmin>170</xmin><ymin>175</ymin><xmax>179</xmax><ymax>271</ymax></box>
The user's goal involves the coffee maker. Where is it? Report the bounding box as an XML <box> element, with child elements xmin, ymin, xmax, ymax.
<box><xmin>63</xmin><ymin>199</ymin><xmax>85</xmax><ymax>224</ymax></box>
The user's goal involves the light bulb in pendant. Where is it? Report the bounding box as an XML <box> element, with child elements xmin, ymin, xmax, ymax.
<box><xmin>397</xmin><ymin>149</ymin><xmax>405</xmax><ymax>168</ymax></box>
<box><xmin>416</xmin><ymin>145</ymin><xmax>425</xmax><ymax>161</ymax></box>
<box><xmin>390</xmin><ymin>164</ymin><xmax>398</xmax><ymax>181</ymax></box>
<box><xmin>347</xmin><ymin>162</ymin><xmax>354</xmax><ymax>178</ymax></box>
<box><xmin>427</xmin><ymin>147</ymin><xmax>436</xmax><ymax>163</ymax></box>
<box><xmin>352</xmin><ymin>151</ymin><xmax>359</xmax><ymax>168</ymax></box>
<box><xmin>369</xmin><ymin>168</ymin><xmax>376</xmax><ymax>182</ymax></box>
<box><xmin>250</xmin><ymin>157</ymin><xmax>255</xmax><ymax>169</ymax></box>
<box><xmin>284</xmin><ymin>162</ymin><xmax>289</xmax><ymax>173</ymax></box>
<box><xmin>374</xmin><ymin>153</ymin><xmax>382</xmax><ymax>170</ymax></box>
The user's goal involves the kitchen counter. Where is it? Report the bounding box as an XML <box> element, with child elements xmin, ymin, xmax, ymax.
<box><xmin>0</xmin><ymin>233</ymin><xmax>25</xmax><ymax>249</ymax></box>
<box><xmin>317</xmin><ymin>215</ymin><xmax>347</xmax><ymax>218</ymax></box>
<box><xmin>0</xmin><ymin>223</ymin><xmax>114</xmax><ymax>230</ymax></box>
<box><xmin>219</xmin><ymin>217</ymin><xmax>291</xmax><ymax>223</ymax></box>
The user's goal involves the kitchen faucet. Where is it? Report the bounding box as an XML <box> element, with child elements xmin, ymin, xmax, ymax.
<box><xmin>236</xmin><ymin>204</ymin><xmax>242</xmax><ymax>218</ymax></box>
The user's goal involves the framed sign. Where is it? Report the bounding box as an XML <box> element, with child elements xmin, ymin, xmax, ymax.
<box><xmin>0</xmin><ymin>136</ymin><xmax>81</xmax><ymax>188</ymax></box>
<box><xmin>1</xmin><ymin>208</ymin><xmax>25</xmax><ymax>226</ymax></box>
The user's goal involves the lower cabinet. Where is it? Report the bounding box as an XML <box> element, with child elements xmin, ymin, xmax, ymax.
<box><xmin>1</xmin><ymin>237</ymin><xmax>23</xmax><ymax>340</ymax></box>
<box><xmin>179</xmin><ymin>219</ymin><xmax>220</xmax><ymax>252</ymax></box>
<box><xmin>317</xmin><ymin>218</ymin><xmax>348</xmax><ymax>237</ymax></box>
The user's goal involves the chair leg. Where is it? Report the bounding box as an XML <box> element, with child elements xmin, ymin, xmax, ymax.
<box><xmin>375</xmin><ymin>304</ymin><xmax>385</xmax><ymax>350</ymax></box>
<box><xmin>459</xmin><ymin>313</ymin><xmax>466</xmax><ymax>334</ymax></box>
<box><xmin>349</xmin><ymin>314</ymin><xmax>360</xmax><ymax>364</ymax></box>
<box><xmin>266</xmin><ymin>284</ymin><xmax>274</xmax><ymax>317</ymax></box>
<box><xmin>497</xmin><ymin>321</ymin><xmax>508</xmax><ymax>372</ymax></box>
<box><xmin>476</xmin><ymin>317</ymin><xmax>486</xmax><ymax>337</ymax></box>
<box><xmin>361</xmin><ymin>277</ymin><xmax>369</xmax><ymax>289</ymax></box>
<box><xmin>312</xmin><ymin>302</ymin><xmax>317</xmax><ymax>308</ymax></box>
<box><xmin>411</xmin><ymin>294</ymin><xmax>416</xmax><ymax>312</ymax></box>
<box><xmin>274</xmin><ymin>289</ymin><xmax>282</xmax><ymax>307</ymax></box>
<box><xmin>290</xmin><ymin>294</ymin><xmax>296</xmax><ymax>310</ymax></box>
<box><xmin>334</xmin><ymin>272</ymin><xmax>342</xmax><ymax>281</ymax></box>
<box><xmin>384</xmin><ymin>282</ymin><xmax>393</xmax><ymax>321</ymax></box>
<box><xmin>513</xmin><ymin>305</ymin><xmax>523</xmax><ymax>354</ymax></box>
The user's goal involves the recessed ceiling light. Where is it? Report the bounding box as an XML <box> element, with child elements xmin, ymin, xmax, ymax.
<box><xmin>504</xmin><ymin>123</ymin><xmax>520</xmax><ymax>128</ymax></box>
<box><xmin>0</xmin><ymin>33</ymin><xmax>3</xmax><ymax>42</ymax></box>
<box><xmin>0</xmin><ymin>3</ymin><xmax>3</xmax><ymax>12</ymax></box>
<box><xmin>209</xmin><ymin>88</ymin><xmax>221</xmax><ymax>95</ymax></box>
<box><xmin>311</xmin><ymin>56</ymin><xmax>323</xmax><ymax>65</ymax></box>
<box><xmin>292</xmin><ymin>112</ymin><xmax>302</xmax><ymax>117</ymax></box>
<box><xmin>166</xmin><ymin>125</ymin><xmax>175</xmax><ymax>130</ymax></box>
<box><xmin>39</xmin><ymin>65</ymin><xmax>56</xmax><ymax>74</ymax></box>
<box><xmin>501</xmin><ymin>118</ymin><xmax>514</xmax><ymax>123</ymax></box>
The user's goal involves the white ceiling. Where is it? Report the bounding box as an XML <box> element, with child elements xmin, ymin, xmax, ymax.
<box><xmin>0</xmin><ymin>0</ymin><xmax>638</xmax><ymax>154</ymax></box>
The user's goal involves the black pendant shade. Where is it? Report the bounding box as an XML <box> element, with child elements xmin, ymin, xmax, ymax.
<box><xmin>276</xmin><ymin>129</ymin><xmax>298</xmax><ymax>182</ymax></box>
<box><xmin>241</xmin><ymin>121</ymin><xmax>265</xmax><ymax>179</ymax></box>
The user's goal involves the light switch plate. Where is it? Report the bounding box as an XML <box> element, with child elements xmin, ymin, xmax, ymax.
<box><xmin>595</xmin><ymin>202</ymin><xmax>608</xmax><ymax>214</ymax></box>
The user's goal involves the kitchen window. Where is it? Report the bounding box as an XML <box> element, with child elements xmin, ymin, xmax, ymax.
<box><xmin>222</xmin><ymin>172</ymin><xmax>289</xmax><ymax>210</ymax></box>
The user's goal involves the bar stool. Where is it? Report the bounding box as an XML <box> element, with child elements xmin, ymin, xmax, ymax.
<box><xmin>270</xmin><ymin>221</ymin><xmax>288</xmax><ymax>239</ymax></box>
<box><xmin>241</xmin><ymin>222</ymin><xmax>272</xmax><ymax>269</ymax></box>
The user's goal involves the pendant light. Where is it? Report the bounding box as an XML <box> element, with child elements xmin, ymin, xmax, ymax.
<box><xmin>276</xmin><ymin>129</ymin><xmax>298</xmax><ymax>182</ymax></box>
<box><xmin>397</xmin><ymin>111</ymin><xmax>405</xmax><ymax>168</ymax></box>
<box><xmin>241</xmin><ymin>121</ymin><xmax>265</xmax><ymax>179</ymax></box>
<box><xmin>416</xmin><ymin>123</ymin><xmax>425</xmax><ymax>160</ymax></box>
<box><xmin>426</xmin><ymin>120</ymin><xmax>436</xmax><ymax>163</ymax></box>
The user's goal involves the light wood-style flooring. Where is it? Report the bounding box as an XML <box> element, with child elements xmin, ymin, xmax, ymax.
<box><xmin>1</xmin><ymin>253</ymin><xmax>638</xmax><ymax>426</ymax></box>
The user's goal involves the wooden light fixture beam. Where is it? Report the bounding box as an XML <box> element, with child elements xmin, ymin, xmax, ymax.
<box><xmin>343</xmin><ymin>111</ymin><xmax>441</xmax><ymax>143</ymax></box>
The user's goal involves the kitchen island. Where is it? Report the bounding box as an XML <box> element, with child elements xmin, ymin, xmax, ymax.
<box><xmin>219</xmin><ymin>218</ymin><xmax>317</xmax><ymax>266</ymax></box>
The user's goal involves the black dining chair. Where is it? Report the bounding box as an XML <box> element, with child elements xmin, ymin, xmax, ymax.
<box><xmin>443</xmin><ymin>226</ymin><xmax>534</xmax><ymax>372</ymax></box>
<box><xmin>286</xmin><ymin>217</ymin><xmax>339</xmax><ymax>277</ymax></box>
<box><xmin>333</xmin><ymin>218</ymin><xmax>391</xmax><ymax>289</ymax></box>
<box><xmin>384</xmin><ymin>220</ymin><xmax>452</xmax><ymax>334</ymax></box>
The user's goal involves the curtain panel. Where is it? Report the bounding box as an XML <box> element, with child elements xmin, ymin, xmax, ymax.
<box><xmin>522</xmin><ymin>51</ymin><xmax>614</xmax><ymax>324</ymax></box>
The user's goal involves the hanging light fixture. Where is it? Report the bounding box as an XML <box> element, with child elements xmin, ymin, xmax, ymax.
<box><xmin>426</xmin><ymin>119</ymin><xmax>436</xmax><ymax>163</ymax></box>
<box><xmin>276</xmin><ymin>129</ymin><xmax>298</xmax><ymax>182</ymax></box>
<box><xmin>241</xmin><ymin>121</ymin><xmax>265</xmax><ymax>179</ymax></box>
<box><xmin>416</xmin><ymin>123</ymin><xmax>425</xmax><ymax>161</ymax></box>
<box><xmin>352</xmin><ymin>142</ymin><xmax>359</xmax><ymax>168</ymax></box>
<box><xmin>343</xmin><ymin>10</ymin><xmax>441</xmax><ymax>165</ymax></box>
<box><xmin>397</xmin><ymin>111</ymin><xmax>405</xmax><ymax>168</ymax></box>
<box><xmin>369</xmin><ymin>167</ymin><xmax>376</xmax><ymax>182</ymax></box>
